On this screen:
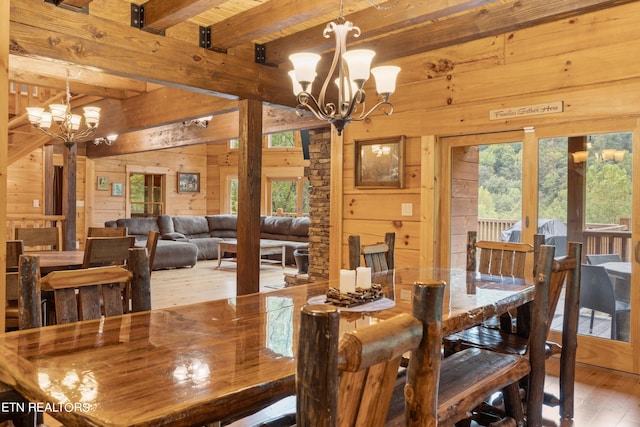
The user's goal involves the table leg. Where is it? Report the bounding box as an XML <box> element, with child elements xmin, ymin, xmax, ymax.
<box><xmin>281</xmin><ymin>246</ymin><xmax>285</xmax><ymax>268</ymax></box>
<box><xmin>217</xmin><ymin>244</ymin><xmax>222</xmax><ymax>268</ymax></box>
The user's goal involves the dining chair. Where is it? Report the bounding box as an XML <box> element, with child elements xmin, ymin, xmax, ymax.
<box><xmin>579</xmin><ymin>264</ymin><xmax>630</xmax><ymax>341</ymax></box>
<box><xmin>347</xmin><ymin>232</ymin><xmax>395</xmax><ymax>272</ymax></box>
<box><xmin>297</xmin><ymin>303</ymin><xmax>422</xmax><ymax>426</ymax></box>
<box><xmin>87</xmin><ymin>226</ymin><xmax>128</xmax><ymax>237</ymax></box>
<box><xmin>40</xmin><ymin>265</ymin><xmax>133</xmax><ymax>324</ymax></box>
<box><xmin>83</xmin><ymin>236</ymin><xmax>136</xmax><ymax>268</ymax></box>
<box><xmin>5</xmin><ymin>272</ymin><xmax>20</xmax><ymax>331</ymax></box>
<box><xmin>444</xmin><ymin>242</ymin><xmax>582</xmax><ymax>421</ymax></box>
<box><xmin>296</xmin><ymin>281</ymin><xmax>533</xmax><ymax>427</ymax></box>
<box><xmin>146</xmin><ymin>230</ymin><xmax>160</xmax><ymax>273</ymax></box>
<box><xmin>6</xmin><ymin>240</ymin><xmax>24</xmax><ymax>272</ymax></box>
<box><xmin>466</xmin><ymin>230</ymin><xmax>534</xmax><ymax>279</ymax></box>
<box><xmin>17</xmin><ymin>249</ymin><xmax>151</xmax><ymax>327</ymax></box>
<box><xmin>5</xmin><ymin>241</ymin><xmax>25</xmax><ymax>331</ymax></box>
<box><xmin>463</xmin><ymin>230</ymin><xmax>537</xmax><ymax>334</ymax></box>
<box><xmin>15</xmin><ymin>227</ymin><xmax>61</xmax><ymax>251</ymax></box>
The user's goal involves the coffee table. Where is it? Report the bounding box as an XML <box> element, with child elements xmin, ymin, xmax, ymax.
<box><xmin>217</xmin><ymin>240</ymin><xmax>286</xmax><ymax>268</ymax></box>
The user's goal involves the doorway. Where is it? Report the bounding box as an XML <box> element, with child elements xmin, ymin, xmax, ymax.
<box><xmin>441</xmin><ymin>123</ymin><xmax>638</xmax><ymax>374</ymax></box>
<box><xmin>441</xmin><ymin>131</ymin><xmax>525</xmax><ymax>271</ymax></box>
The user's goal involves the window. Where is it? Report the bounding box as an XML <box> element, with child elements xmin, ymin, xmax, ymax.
<box><xmin>230</xmin><ymin>138</ymin><xmax>239</xmax><ymax>149</ymax></box>
<box><xmin>229</xmin><ymin>177</ymin><xmax>238</xmax><ymax>214</ymax></box>
<box><xmin>268</xmin><ymin>177</ymin><xmax>309</xmax><ymax>216</ymax></box>
<box><xmin>267</xmin><ymin>131</ymin><xmax>295</xmax><ymax>148</ymax></box>
<box><xmin>129</xmin><ymin>173</ymin><xmax>165</xmax><ymax>217</ymax></box>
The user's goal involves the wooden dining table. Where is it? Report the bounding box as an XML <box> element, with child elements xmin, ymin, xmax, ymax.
<box><xmin>27</xmin><ymin>250</ymin><xmax>85</xmax><ymax>275</ymax></box>
<box><xmin>0</xmin><ymin>267</ymin><xmax>535</xmax><ymax>427</ymax></box>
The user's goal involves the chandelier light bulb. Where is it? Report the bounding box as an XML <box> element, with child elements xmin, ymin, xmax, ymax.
<box><xmin>289</xmin><ymin>53</ymin><xmax>321</xmax><ymax>90</ymax></box>
<box><xmin>342</xmin><ymin>49</ymin><xmax>375</xmax><ymax>87</ymax></box>
<box><xmin>371</xmin><ymin>66</ymin><xmax>401</xmax><ymax>100</ymax></box>
<box><xmin>40</xmin><ymin>112</ymin><xmax>52</xmax><ymax>129</ymax></box>
<box><xmin>49</xmin><ymin>104</ymin><xmax>68</xmax><ymax>123</ymax></box>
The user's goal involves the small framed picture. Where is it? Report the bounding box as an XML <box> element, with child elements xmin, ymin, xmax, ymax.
<box><xmin>97</xmin><ymin>176</ymin><xmax>109</xmax><ymax>191</ymax></box>
<box><xmin>177</xmin><ymin>172</ymin><xmax>200</xmax><ymax>193</ymax></box>
<box><xmin>355</xmin><ymin>135</ymin><xmax>405</xmax><ymax>188</ymax></box>
<box><xmin>111</xmin><ymin>182</ymin><xmax>123</xmax><ymax>197</ymax></box>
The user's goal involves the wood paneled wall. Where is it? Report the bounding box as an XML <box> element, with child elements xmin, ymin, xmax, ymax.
<box><xmin>341</xmin><ymin>2</ymin><xmax>640</xmax><ymax>270</ymax></box>
<box><xmin>7</xmin><ymin>139</ymin><xmax>308</xmax><ymax>249</ymax></box>
<box><xmin>1</xmin><ymin>0</ymin><xmax>9</xmax><ymax>332</ymax></box>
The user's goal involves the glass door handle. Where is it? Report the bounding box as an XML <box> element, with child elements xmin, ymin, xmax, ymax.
<box><xmin>635</xmin><ymin>240</ymin><xmax>640</xmax><ymax>264</ymax></box>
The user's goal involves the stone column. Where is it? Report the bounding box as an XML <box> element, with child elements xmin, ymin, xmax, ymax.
<box><xmin>307</xmin><ymin>127</ymin><xmax>332</xmax><ymax>281</ymax></box>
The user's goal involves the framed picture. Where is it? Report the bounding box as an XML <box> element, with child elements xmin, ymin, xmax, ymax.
<box><xmin>178</xmin><ymin>172</ymin><xmax>200</xmax><ymax>193</ymax></box>
<box><xmin>97</xmin><ymin>176</ymin><xmax>109</xmax><ymax>191</ymax></box>
<box><xmin>354</xmin><ymin>136</ymin><xmax>405</xmax><ymax>188</ymax></box>
<box><xmin>111</xmin><ymin>182</ymin><xmax>123</xmax><ymax>197</ymax></box>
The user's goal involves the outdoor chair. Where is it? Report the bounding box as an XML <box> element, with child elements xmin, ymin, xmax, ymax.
<box><xmin>586</xmin><ymin>253</ymin><xmax>622</xmax><ymax>265</ymax></box>
<box><xmin>580</xmin><ymin>264</ymin><xmax>630</xmax><ymax>341</ymax></box>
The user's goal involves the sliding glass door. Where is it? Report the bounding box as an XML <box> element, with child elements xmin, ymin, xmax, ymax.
<box><xmin>539</xmin><ymin>124</ymin><xmax>636</xmax><ymax>373</ymax></box>
<box><xmin>441</xmin><ymin>121</ymin><xmax>639</xmax><ymax>373</ymax></box>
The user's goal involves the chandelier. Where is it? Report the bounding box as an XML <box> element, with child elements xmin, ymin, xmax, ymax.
<box><xmin>288</xmin><ymin>3</ymin><xmax>400</xmax><ymax>135</ymax></box>
<box><xmin>25</xmin><ymin>69</ymin><xmax>101</xmax><ymax>146</ymax></box>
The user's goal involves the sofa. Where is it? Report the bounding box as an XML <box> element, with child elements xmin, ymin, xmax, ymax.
<box><xmin>106</xmin><ymin>214</ymin><xmax>309</xmax><ymax>270</ymax></box>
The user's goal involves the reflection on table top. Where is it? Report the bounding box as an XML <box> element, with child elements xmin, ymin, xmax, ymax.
<box><xmin>0</xmin><ymin>267</ymin><xmax>534</xmax><ymax>427</ymax></box>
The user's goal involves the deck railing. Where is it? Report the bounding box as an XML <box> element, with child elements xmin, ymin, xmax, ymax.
<box><xmin>478</xmin><ymin>218</ymin><xmax>632</xmax><ymax>261</ymax></box>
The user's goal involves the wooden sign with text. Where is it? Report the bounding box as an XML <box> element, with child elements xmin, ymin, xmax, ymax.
<box><xmin>489</xmin><ymin>101</ymin><xmax>564</xmax><ymax>120</ymax></box>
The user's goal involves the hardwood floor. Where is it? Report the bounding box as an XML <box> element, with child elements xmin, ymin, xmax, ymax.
<box><xmin>150</xmin><ymin>259</ymin><xmax>294</xmax><ymax>309</ymax></box>
<box><xmin>48</xmin><ymin>261</ymin><xmax>640</xmax><ymax>426</ymax></box>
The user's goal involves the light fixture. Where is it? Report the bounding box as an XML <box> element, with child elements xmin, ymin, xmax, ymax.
<box><xmin>595</xmin><ymin>148</ymin><xmax>625</xmax><ymax>163</ymax></box>
<box><xmin>572</xmin><ymin>148</ymin><xmax>626</xmax><ymax>164</ymax></box>
<box><xmin>288</xmin><ymin>1</ymin><xmax>400</xmax><ymax>135</ymax></box>
<box><xmin>93</xmin><ymin>134</ymin><xmax>118</xmax><ymax>146</ymax></box>
<box><xmin>183</xmin><ymin>116</ymin><xmax>213</xmax><ymax>128</ymax></box>
<box><xmin>25</xmin><ymin>69</ymin><xmax>100</xmax><ymax>146</ymax></box>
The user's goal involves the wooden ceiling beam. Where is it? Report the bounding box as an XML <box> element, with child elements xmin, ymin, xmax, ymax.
<box><xmin>86</xmin><ymin>105</ymin><xmax>324</xmax><ymax>158</ymax></box>
<box><xmin>56</xmin><ymin>0</ymin><xmax>94</xmax><ymax>11</ymax></box>
<box><xmin>210</xmin><ymin>0</ymin><xmax>339</xmax><ymax>49</ymax></box>
<box><xmin>143</xmin><ymin>0</ymin><xmax>227</xmax><ymax>31</ymax></box>
<box><xmin>358</xmin><ymin>0</ymin><xmax>640</xmax><ymax>64</ymax></box>
<box><xmin>264</xmin><ymin>0</ymin><xmax>496</xmax><ymax>65</ymax></box>
<box><xmin>9</xmin><ymin>1</ymin><xmax>294</xmax><ymax>108</ymax></box>
<box><xmin>10</xmin><ymin>55</ymin><xmax>147</xmax><ymax>96</ymax></box>
<box><xmin>92</xmin><ymin>87</ymin><xmax>239</xmax><ymax>137</ymax></box>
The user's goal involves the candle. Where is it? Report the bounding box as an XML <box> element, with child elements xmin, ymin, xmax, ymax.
<box><xmin>340</xmin><ymin>269</ymin><xmax>356</xmax><ymax>293</ymax></box>
<box><xmin>356</xmin><ymin>266</ymin><xmax>372</xmax><ymax>287</ymax></box>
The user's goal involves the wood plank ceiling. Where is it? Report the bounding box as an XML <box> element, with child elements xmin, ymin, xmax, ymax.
<box><xmin>6</xmin><ymin>0</ymin><xmax>632</xmax><ymax>161</ymax></box>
